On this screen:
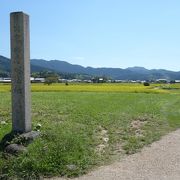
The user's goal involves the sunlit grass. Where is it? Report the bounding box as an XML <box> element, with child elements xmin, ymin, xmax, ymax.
<box><xmin>0</xmin><ymin>83</ymin><xmax>180</xmax><ymax>178</ymax></box>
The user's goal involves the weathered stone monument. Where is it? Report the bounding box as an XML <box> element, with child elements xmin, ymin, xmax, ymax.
<box><xmin>0</xmin><ymin>12</ymin><xmax>39</xmax><ymax>154</ymax></box>
<box><xmin>10</xmin><ymin>12</ymin><xmax>31</xmax><ymax>133</ymax></box>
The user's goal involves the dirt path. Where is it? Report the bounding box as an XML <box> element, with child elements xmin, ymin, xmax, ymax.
<box><xmin>50</xmin><ymin>129</ymin><xmax>180</xmax><ymax>180</ymax></box>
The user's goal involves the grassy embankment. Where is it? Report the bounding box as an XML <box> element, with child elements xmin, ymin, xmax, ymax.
<box><xmin>0</xmin><ymin>83</ymin><xmax>180</xmax><ymax>178</ymax></box>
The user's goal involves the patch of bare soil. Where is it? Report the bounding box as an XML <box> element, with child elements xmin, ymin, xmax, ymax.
<box><xmin>95</xmin><ymin>126</ymin><xmax>109</xmax><ymax>154</ymax></box>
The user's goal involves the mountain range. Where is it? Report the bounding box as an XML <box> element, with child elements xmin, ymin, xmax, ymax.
<box><xmin>0</xmin><ymin>55</ymin><xmax>180</xmax><ymax>80</ymax></box>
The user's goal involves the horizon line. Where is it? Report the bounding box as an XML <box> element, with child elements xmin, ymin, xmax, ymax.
<box><xmin>1</xmin><ymin>54</ymin><xmax>179</xmax><ymax>72</ymax></box>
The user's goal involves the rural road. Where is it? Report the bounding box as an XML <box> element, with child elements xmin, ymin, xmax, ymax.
<box><xmin>50</xmin><ymin>129</ymin><xmax>180</xmax><ymax>180</ymax></box>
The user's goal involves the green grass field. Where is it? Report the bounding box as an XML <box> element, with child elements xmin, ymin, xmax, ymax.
<box><xmin>0</xmin><ymin>83</ymin><xmax>180</xmax><ymax>178</ymax></box>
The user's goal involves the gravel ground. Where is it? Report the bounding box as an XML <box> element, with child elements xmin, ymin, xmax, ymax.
<box><xmin>49</xmin><ymin>129</ymin><xmax>180</xmax><ymax>180</ymax></box>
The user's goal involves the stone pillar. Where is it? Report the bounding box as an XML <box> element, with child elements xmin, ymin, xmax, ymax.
<box><xmin>10</xmin><ymin>12</ymin><xmax>31</xmax><ymax>133</ymax></box>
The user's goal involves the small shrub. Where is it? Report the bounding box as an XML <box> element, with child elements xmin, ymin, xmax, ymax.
<box><xmin>143</xmin><ymin>82</ymin><xmax>150</xmax><ymax>86</ymax></box>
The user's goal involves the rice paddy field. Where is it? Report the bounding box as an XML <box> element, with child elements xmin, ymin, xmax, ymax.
<box><xmin>0</xmin><ymin>83</ymin><xmax>180</xmax><ymax>179</ymax></box>
<box><xmin>0</xmin><ymin>82</ymin><xmax>180</xmax><ymax>93</ymax></box>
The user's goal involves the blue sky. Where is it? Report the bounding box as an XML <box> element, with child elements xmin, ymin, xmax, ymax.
<box><xmin>0</xmin><ymin>0</ymin><xmax>180</xmax><ymax>71</ymax></box>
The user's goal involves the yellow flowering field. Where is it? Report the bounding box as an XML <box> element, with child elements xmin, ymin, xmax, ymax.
<box><xmin>0</xmin><ymin>83</ymin><xmax>171</xmax><ymax>93</ymax></box>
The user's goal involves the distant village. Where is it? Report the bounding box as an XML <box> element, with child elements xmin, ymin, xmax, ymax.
<box><xmin>0</xmin><ymin>77</ymin><xmax>180</xmax><ymax>84</ymax></box>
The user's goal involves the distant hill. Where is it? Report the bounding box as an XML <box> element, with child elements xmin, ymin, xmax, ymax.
<box><xmin>0</xmin><ymin>55</ymin><xmax>53</xmax><ymax>77</ymax></box>
<box><xmin>30</xmin><ymin>59</ymin><xmax>180</xmax><ymax>80</ymax></box>
<box><xmin>0</xmin><ymin>55</ymin><xmax>180</xmax><ymax>80</ymax></box>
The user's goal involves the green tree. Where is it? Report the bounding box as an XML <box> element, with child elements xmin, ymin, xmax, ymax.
<box><xmin>44</xmin><ymin>76</ymin><xmax>59</xmax><ymax>85</ymax></box>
